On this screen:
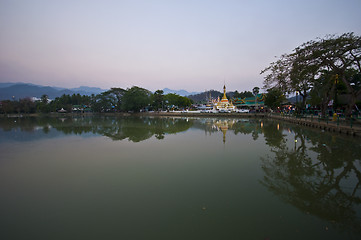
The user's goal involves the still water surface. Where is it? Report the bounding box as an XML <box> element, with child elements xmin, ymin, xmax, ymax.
<box><xmin>0</xmin><ymin>116</ymin><xmax>360</xmax><ymax>240</ymax></box>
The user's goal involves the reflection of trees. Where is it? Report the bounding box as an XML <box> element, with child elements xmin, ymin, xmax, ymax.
<box><xmin>261</xmin><ymin>121</ymin><xmax>286</xmax><ymax>148</ymax></box>
<box><xmin>1</xmin><ymin>116</ymin><xmax>266</xmax><ymax>143</ymax></box>
<box><xmin>261</xmin><ymin>122</ymin><xmax>361</xmax><ymax>235</ymax></box>
<box><xmin>232</xmin><ymin>119</ymin><xmax>263</xmax><ymax>141</ymax></box>
<box><xmin>0</xmin><ymin>116</ymin><xmax>193</xmax><ymax>142</ymax></box>
<box><xmin>94</xmin><ymin>117</ymin><xmax>193</xmax><ymax>142</ymax></box>
<box><xmin>0</xmin><ymin>117</ymin><xmax>47</xmax><ymax>133</ymax></box>
<box><xmin>194</xmin><ymin>118</ymin><xmax>264</xmax><ymax>142</ymax></box>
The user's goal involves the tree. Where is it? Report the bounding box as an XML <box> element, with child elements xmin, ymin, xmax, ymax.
<box><xmin>37</xmin><ymin>94</ymin><xmax>51</xmax><ymax>113</ymax></box>
<box><xmin>261</xmin><ymin>54</ymin><xmax>292</xmax><ymax>94</ymax></box>
<box><xmin>308</xmin><ymin>71</ymin><xmax>337</xmax><ymax>117</ymax></box>
<box><xmin>91</xmin><ymin>92</ymin><xmax>117</xmax><ymax>112</ymax></box>
<box><xmin>252</xmin><ymin>87</ymin><xmax>260</xmax><ymax>110</ymax></box>
<box><xmin>105</xmin><ymin>88</ymin><xmax>126</xmax><ymax>111</ymax></box>
<box><xmin>261</xmin><ymin>52</ymin><xmax>315</xmax><ymax>111</ymax></box>
<box><xmin>1</xmin><ymin>100</ymin><xmax>15</xmax><ymax>114</ymax></box>
<box><xmin>289</xmin><ymin>49</ymin><xmax>319</xmax><ymax>109</ymax></box>
<box><xmin>265</xmin><ymin>88</ymin><xmax>286</xmax><ymax>110</ymax></box>
<box><xmin>312</xmin><ymin>33</ymin><xmax>361</xmax><ymax>117</ymax></box>
<box><xmin>233</xmin><ymin>90</ymin><xmax>253</xmax><ymax>99</ymax></box>
<box><xmin>121</xmin><ymin>86</ymin><xmax>152</xmax><ymax>112</ymax></box>
<box><xmin>252</xmin><ymin>87</ymin><xmax>260</xmax><ymax>96</ymax></box>
<box><xmin>19</xmin><ymin>98</ymin><xmax>36</xmax><ymax>113</ymax></box>
<box><xmin>41</xmin><ymin>94</ymin><xmax>48</xmax><ymax>104</ymax></box>
<box><xmin>261</xmin><ymin>32</ymin><xmax>361</xmax><ymax>117</ymax></box>
<box><xmin>300</xmin><ymin>33</ymin><xmax>361</xmax><ymax>117</ymax></box>
<box><xmin>164</xmin><ymin>93</ymin><xmax>192</xmax><ymax>109</ymax></box>
<box><xmin>152</xmin><ymin>90</ymin><xmax>164</xmax><ymax>110</ymax></box>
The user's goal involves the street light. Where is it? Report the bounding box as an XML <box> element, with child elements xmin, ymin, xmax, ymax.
<box><xmin>334</xmin><ymin>74</ymin><xmax>339</xmax><ymax>112</ymax></box>
<box><xmin>296</xmin><ymin>91</ymin><xmax>299</xmax><ymax>113</ymax></box>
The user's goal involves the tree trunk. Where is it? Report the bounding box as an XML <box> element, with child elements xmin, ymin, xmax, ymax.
<box><xmin>300</xmin><ymin>91</ymin><xmax>308</xmax><ymax>113</ymax></box>
<box><xmin>320</xmin><ymin>82</ymin><xmax>336</xmax><ymax>118</ymax></box>
<box><xmin>344</xmin><ymin>92</ymin><xmax>357</xmax><ymax>119</ymax></box>
<box><xmin>320</xmin><ymin>98</ymin><xmax>329</xmax><ymax>118</ymax></box>
<box><xmin>341</xmin><ymin>75</ymin><xmax>360</xmax><ymax>119</ymax></box>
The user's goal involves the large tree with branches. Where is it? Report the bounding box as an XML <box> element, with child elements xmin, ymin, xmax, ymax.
<box><xmin>261</xmin><ymin>33</ymin><xmax>361</xmax><ymax>117</ymax></box>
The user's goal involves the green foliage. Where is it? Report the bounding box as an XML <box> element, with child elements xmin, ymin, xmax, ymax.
<box><xmin>233</xmin><ymin>90</ymin><xmax>254</xmax><ymax>98</ymax></box>
<box><xmin>41</xmin><ymin>94</ymin><xmax>48</xmax><ymax>104</ymax></box>
<box><xmin>0</xmin><ymin>98</ymin><xmax>36</xmax><ymax>114</ymax></box>
<box><xmin>0</xmin><ymin>100</ymin><xmax>15</xmax><ymax>114</ymax></box>
<box><xmin>265</xmin><ymin>88</ymin><xmax>286</xmax><ymax>110</ymax></box>
<box><xmin>91</xmin><ymin>92</ymin><xmax>116</xmax><ymax>112</ymax></box>
<box><xmin>164</xmin><ymin>93</ymin><xmax>192</xmax><ymax>109</ymax></box>
<box><xmin>261</xmin><ymin>32</ymin><xmax>361</xmax><ymax>116</ymax></box>
<box><xmin>121</xmin><ymin>86</ymin><xmax>152</xmax><ymax>112</ymax></box>
<box><xmin>188</xmin><ymin>90</ymin><xmax>221</xmax><ymax>103</ymax></box>
<box><xmin>152</xmin><ymin>90</ymin><xmax>164</xmax><ymax>110</ymax></box>
<box><xmin>104</xmin><ymin>88</ymin><xmax>126</xmax><ymax>111</ymax></box>
<box><xmin>252</xmin><ymin>87</ymin><xmax>260</xmax><ymax>96</ymax></box>
<box><xmin>50</xmin><ymin>94</ymin><xmax>91</xmax><ymax>112</ymax></box>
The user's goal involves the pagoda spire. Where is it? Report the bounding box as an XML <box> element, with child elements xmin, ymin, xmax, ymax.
<box><xmin>222</xmin><ymin>84</ymin><xmax>227</xmax><ymax>99</ymax></box>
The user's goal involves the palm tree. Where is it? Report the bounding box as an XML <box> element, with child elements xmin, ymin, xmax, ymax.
<box><xmin>253</xmin><ymin>87</ymin><xmax>260</xmax><ymax>110</ymax></box>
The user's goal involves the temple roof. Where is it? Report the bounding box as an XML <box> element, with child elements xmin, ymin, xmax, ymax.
<box><xmin>233</xmin><ymin>94</ymin><xmax>265</xmax><ymax>106</ymax></box>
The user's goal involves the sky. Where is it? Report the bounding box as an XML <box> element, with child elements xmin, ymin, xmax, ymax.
<box><xmin>0</xmin><ymin>0</ymin><xmax>360</xmax><ymax>93</ymax></box>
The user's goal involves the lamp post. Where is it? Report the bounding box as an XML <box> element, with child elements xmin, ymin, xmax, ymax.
<box><xmin>334</xmin><ymin>74</ymin><xmax>338</xmax><ymax>113</ymax></box>
<box><xmin>255</xmin><ymin>95</ymin><xmax>258</xmax><ymax>111</ymax></box>
<box><xmin>296</xmin><ymin>91</ymin><xmax>298</xmax><ymax>114</ymax></box>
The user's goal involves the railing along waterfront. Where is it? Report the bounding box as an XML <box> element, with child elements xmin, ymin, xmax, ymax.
<box><xmin>269</xmin><ymin>112</ymin><xmax>361</xmax><ymax>137</ymax></box>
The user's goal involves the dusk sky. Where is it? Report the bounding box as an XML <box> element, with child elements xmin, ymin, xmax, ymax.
<box><xmin>1</xmin><ymin>0</ymin><xmax>360</xmax><ymax>92</ymax></box>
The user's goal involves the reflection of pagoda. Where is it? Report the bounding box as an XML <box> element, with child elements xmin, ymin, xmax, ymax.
<box><xmin>215</xmin><ymin>85</ymin><xmax>235</xmax><ymax>111</ymax></box>
<box><xmin>213</xmin><ymin>119</ymin><xmax>235</xmax><ymax>144</ymax></box>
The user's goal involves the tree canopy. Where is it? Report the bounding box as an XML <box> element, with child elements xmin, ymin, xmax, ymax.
<box><xmin>261</xmin><ymin>32</ymin><xmax>361</xmax><ymax>117</ymax></box>
<box><xmin>121</xmin><ymin>86</ymin><xmax>152</xmax><ymax>112</ymax></box>
<box><xmin>264</xmin><ymin>88</ymin><xmax>286</xmax><ymax>110</ymax></box>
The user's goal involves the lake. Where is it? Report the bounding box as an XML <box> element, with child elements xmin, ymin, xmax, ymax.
<box><xmin>0</xmin><ymin>116</ymin><xmax>360</xmax><ymax>240</ymax></box>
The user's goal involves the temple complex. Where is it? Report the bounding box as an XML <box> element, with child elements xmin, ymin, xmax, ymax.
<box><xmin>198</xmin><ymin>85</ymin><xmax>265</xmax><ymax>111</ymax></box>
<box><xmin>215</xmin><ymin>85</ymin><xmax>235</xmax><ymax>111</ymax></box>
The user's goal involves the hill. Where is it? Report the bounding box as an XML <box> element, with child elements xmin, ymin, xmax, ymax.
<box><xmin>162</xmin><ymin>88</ymin><xmax>200</xmax><ymax>96</ymax></box>
<box><xmin>188</xmin><ymin>90</ymin><xmax>222</xmax><ymax>102</ymax></box>
<box><xmin>0</xmin><ymin>83</ymin><xmax>107</xmax><ymax>100</ymax></box>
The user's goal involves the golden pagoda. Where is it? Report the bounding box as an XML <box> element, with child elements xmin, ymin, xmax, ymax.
<box><xmin>215</xmin><ymin>85</ymin><xmax>235</xmax><ymax>111</ymax></box>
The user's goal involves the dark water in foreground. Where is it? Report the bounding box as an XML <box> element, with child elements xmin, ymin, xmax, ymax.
<box><xmin>0</xmin><ymin>116</ymin><xmax>360</xmax><ymax>240</ymax></box>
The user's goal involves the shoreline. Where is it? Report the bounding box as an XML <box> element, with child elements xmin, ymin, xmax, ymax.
<box><xmin>0</xmin><ymin>112</ymin><xmax>267</xmax><ymax>118</ymax></box>
<box><xmin>1</xmin><ymin>112</ymin><xmax>360</xmax><ymax>137</ymax></box>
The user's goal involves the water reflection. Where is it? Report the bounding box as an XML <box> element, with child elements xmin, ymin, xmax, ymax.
<box><xmin>0</xmin><ymin>117</ymin><xmax>264</xmax><ymax>144</ymax></box>
<box><xmin>1</xmin><ymin>116</ymin><xmax>361</xmax><ymax>237</ymax></box>
<box><xmin>0</xmin><ymin>116</ymin><xmax>193</xmax><ymax>142</ymax></box>
<box><xmin>195</xmin><ymin>118</ymin><xmax>361</xmax><ymax>235</ymax></box>
<box><xmin>194</xmin><ymin>118</ymin><xmax>263</xmax><ymax>142</ymax></box>
<box><xmin>260</xmin><ymin>123</ymin><xmax>361</xmax><ymax>235</ymax></box>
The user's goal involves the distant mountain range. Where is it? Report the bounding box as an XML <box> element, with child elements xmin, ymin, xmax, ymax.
<box><xmin>187</xmin><ymin>90</ymin><xmax>250</xmax><ymax>102</ymax></box>
<box><xmin>188</xmin><ymin>90</ymin><xmax>222</xmax><ymax>102</ymax></box>
<box><xmin>0</xmin><ymin>82</ymin><xmax>201</xmax><ymax>100</ymax></box>
<box><xmin>0</xmin><ymin>82</ymin><xmax>106</xmax><ymax>100</ymax></box>
<box><xmin>162</xmin><ymin>88</ymin><xmax>200</xmax><ymax>96</ymax></box>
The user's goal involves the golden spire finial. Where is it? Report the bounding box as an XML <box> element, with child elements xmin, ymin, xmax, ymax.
<box><xmin>222</xmin><ymin>83</ymin><xmax>227</xmax><ymax>99</ymax></box>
